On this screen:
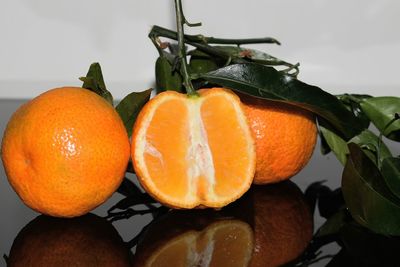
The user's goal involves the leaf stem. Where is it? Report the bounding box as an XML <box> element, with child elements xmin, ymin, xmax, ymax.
<box><xmin>150</xmin><ymin>25</ymin><xmax>281</xmax><ymax>45</ymax></box>
<box><xmin>174</xmin><ymin>0</ymin><xmax>197</xmax><ymax>96</ymax></box>
<box><xmin>149</xmin><ymin>25</ymin><xmax>297</xmax><ymax>73</ymax></box>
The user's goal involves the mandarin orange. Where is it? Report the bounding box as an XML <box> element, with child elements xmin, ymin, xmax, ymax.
<box><xmin>240</xmin><ymin>94</ymin><xmax>317</xmax><ymax>184</ymax></box>
<box><xmin>1</xmin><ymin>87</ymin><xmax>130</xmax><ymax>217</ymax></box>
<box><xmin>131</xmin><ymin>88</ymin><xmax>255</xmax><ymax>209</ymax></box>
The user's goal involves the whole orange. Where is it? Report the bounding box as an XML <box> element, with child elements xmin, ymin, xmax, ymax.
<box><xmin>1</xmin><ymin>87</ymin><xmax>130</xmax><ymax>217</ymax></box>
<box><xmin>240</xmin><ymin>94</ymin><xmax>317</xmax><ymax>184</ymax></box>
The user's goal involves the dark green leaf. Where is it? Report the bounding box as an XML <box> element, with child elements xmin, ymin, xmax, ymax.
<box><xmin>382</xmin><ymin>157</ymin><xmax>400</xmax><ymax>199</ymax></box>
<box><xmin>189</xmin><ymin>57</ymin><xmax>218</xmax><ymax>75</ymax></box>
<box><xmin>349</xmin><ymin>129</ymin><xmax>392</xmax><ymax>165</ymax></box>
<box><xmin>319</xmin><ymin>124</ymin><xmax>348</xmax><ymax>165</ymax></box>
<box><xmin>319</xmin><ymin>130</ymin><xmax>332</xmax><ymax>155</ymax></box>
<box><xmin>116</xmin><ymin>89</ymin><xmax>152</xmax><ymax>136</ymax></box>
<box><xmin>79</xmin><ymin>62</ymin><xmax>113</xmax><ymax>104</ymax></box>
<box><xmin>360</xmin><ymin>97</ymin><xmax>400</xmax><ymax>141</ymax></box>
<box><xmin>336</xmin><ymin>94</ymin><xmax>372</xmax><ymax>129</ymax></box>
<box><xmin>200</xmin><ymin>63</ymin><xmax>364</xmax><ymax>140</ymax></box>
<box><xmin>342</xmin><ymin>143</ymin><xmax>400</xmax><ymax>235</ymax></box>
<box><xmin>318</xmin><ymin>127</ymin><xmax>392</xmax><ymax>166</ymax></box>
<box><xmin>155</xmin><ymin>56</ymin><xmax>183</xmax><ymax>93</ymax></box>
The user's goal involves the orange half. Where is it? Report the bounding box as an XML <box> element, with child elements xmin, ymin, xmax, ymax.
<box><xmin>132</xmin><ymin>88</ymin><xmax>255</xmax><ymax>208</ymax></box>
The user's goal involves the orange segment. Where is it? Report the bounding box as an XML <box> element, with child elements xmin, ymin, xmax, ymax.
<box><xmin>200</xmin><ymin>90</ymin><xmax>255</xmax><ymax>199</ymax></box>
<box><xmin>132</xmin><ymin>88</ymin><xmax>255</xmax><ymax>209</ymax></box>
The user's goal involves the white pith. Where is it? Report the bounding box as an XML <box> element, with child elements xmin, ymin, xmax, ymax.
<box><xmin>134</xmin><ymin>91</ymin><xmax>255</xmax><ymax>208</ymax></box>
<box><xmin>186</xmin><ymin>101</ymin><xmax>216</xmax><ymax>201</ymax></box>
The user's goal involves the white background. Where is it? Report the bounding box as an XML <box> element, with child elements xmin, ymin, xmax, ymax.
<box><xmin>0</xmin><ymin>0</ymin><xmax>399</xmax><ymax>99</ymax></box>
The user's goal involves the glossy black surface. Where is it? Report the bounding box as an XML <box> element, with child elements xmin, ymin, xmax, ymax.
<box><xmin>1</xmin><ymin>99</ymin><xmax>399</xmax><ymax>267</ymax></box>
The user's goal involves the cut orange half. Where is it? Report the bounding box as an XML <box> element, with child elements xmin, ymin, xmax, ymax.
<box><xmin>132</xmin><ymin>88</ymin><xmax>255</xmax><ymax>209</ymax></box>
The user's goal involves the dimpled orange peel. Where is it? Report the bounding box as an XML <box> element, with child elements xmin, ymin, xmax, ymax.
<box><xmin>1</xmin><ymin>87</ymin><xmax>130</xmax><ymax>217</ymax></box>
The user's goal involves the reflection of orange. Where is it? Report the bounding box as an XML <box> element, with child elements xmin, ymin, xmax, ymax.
<box><xmin>8</xmin><ymin>214</ymin><xmax>132</xmax><ymax>266</ymax></box>
<box><xmin>133</xmin><ymin>210</ymin><xmax>254</xmax><ymax>267</ymax></box>
<box><xmin>133</xmin><ymin>181</ymin><xmax>312</xmax><ymax>267</ymax></box>
<box><xmin>131</xmin><ymin>88</ymin><xmax>255</xmax><ymax>209</ymax></box>
<box><xmin>237</xmin><ymin>181</ymin><xmax>313</xmax><ymax>267</ymax></box>
<box><xmin>1</xmin><ymin>87</ymin><xmax>130</xmax><ymax>217</ymax></box>
<box><xmin>240</xmin><ymin>94</ymin><xmax>317</xmax><ymax>184</ymax></box>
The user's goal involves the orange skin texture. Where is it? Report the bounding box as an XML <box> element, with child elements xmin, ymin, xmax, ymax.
<box><xmin>240</xmin><ymin>94</ymin><xmax>317</xmax><ymax>184</ymax></box>
<box><xmin>131</xmin><ymin>88</ymin><xmax>255</xmax><ymax>209</ymax></box>
<box><xmin>8</xmin><ymin>214</ymin><xmax>133</xmax><ymax>266</ymax></box>
<box><xmin>1</xmin><ymin>87</ymin><xmax>130</xmax><ymax>217</ymax></box>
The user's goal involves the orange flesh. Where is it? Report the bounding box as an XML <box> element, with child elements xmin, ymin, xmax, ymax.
<box><xmin>201</xmin><ymin>95</ymin><xmax>253</xmax><ymax>198</ymax></box>
<box><xmin>133</xmin><ymin>88</ymin><xmax>255</xmax><ymax>208</ymax></box>
<box><xmin>143</xmin><ymin>99</ymin><xmax>190</xmax><ymax>200</ymax></box>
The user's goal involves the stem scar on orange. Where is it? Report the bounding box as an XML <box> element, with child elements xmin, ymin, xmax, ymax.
<box><xmin>131</xmin><ymin>88</ymin><xmax>256</xmax><ymax>209</ymax></box>
<box><xmin>1</xmin><ymin>87</ymin><xmax>130</xmax><ymax>217</ymax></box>
<box><xmin>240</xmin><ymin>93</ymin><xmax>317</xmax><ymax>184</ymax></box>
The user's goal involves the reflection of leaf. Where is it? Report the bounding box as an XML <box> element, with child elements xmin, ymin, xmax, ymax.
<box><xmin>382</xmin><ymin>157</ymin><xmax>400</xmax><ymax>199</ymax></box>
<box><xmin>326</xmin><ymin>249</ymin><xmax>357</xmax><ymax>267</ymax></box>
<box><xmin>116</xmin><ymin>89</ymin><xmax>152</xmax><ymax>136</ymax></box>
<box><xmin>108</xmin><ymin>193</ymin><xmax>157</xmax><ymax>212</ymax></box>
<box><xmin>339</xmin><ymin>223</ymin><xmax>400</xmax><ymax>266</ymax></box>
<box><xmin>360</xmin><ymin>97</ymin><xmax>400</xmax><ymax>141</ymax></box>
<box><xmin>200</xmin><ymin>63</ymin><xmax>364</xmax><ymax>140</ymax></box>
<box><xmin>342</xmin><ymin>143</ymin><xmax>400</xmax><ymax>235</ymax></box>
<box><xmin>116</xmin><ymin>177</ymin><xmax>142</xmax><ymax>197</ymax></box>
<box><xmin>80</xmin><ymin>62</ymin><xmax>113</xmax><ymax>104</ymax></box>
<box><xmin>316</xmin><ymin>209</ymin><xmax>348</xmax><ymax>238</ymax></box>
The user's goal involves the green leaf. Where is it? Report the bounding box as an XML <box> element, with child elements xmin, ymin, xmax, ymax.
<box><xmin>79</xmin><ymin>62</ymin><xmax>113</xmax><ymax>104</ymax></box>
<box><xmin>319</xmin><ymin>124</ymin><xmax>349</xmax><ymax>165</ymax></box>
<box><xmin>189</xmin><ymin>57</ymin><xmax>218</xmax><ymax>75</ymax></box>
<box><xmin>382</xmin><ymin>157</ymin><xmax>400</xmax><ymax>199</ymax></box>
<box><xmin>336</xmin><ymin>94</ymin><xmax>372</xmax><ymax>129</ymax></box>
<box><xmin>319</xmin><ymin>131</ymin><xmax>332</xmax><ymax>155</ymax></box>
<box><xmin>115</xmin><ymin>89</ymin><xmax>152</xmax><ymax>136</ymax></box>
<box><xmin>342</xmin><ymin>143</ymin><xmax>400</xmax><ymax>235</ymax></box>
<box><xmin>200</xmin><ymin>63</ymin><xmax>364</xmax><ymax>140</ymax></box>
<box><xmin>360</xmin><ymin>97</ymin><xmax>400</xmax><ymax>141</ymax></box>
<box><xmin>155</xmin><ymin>56</ymin><xmax>183</xmax><ymax>93</ymax></box>
<box><xmin>318</xmin><ymin>126</ymin><xmax>392</xmax><ymax>166</ymax></box>
<box><xmin>349</xmin><ymin>129</ymin><xmax>392</xmax><ymax>165</ymax></box>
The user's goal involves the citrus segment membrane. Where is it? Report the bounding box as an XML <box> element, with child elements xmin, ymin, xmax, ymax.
<box><xmin>133</xmin><ymin>88</ymin><xmax>255</xmax><ymax>208</ymax></box>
